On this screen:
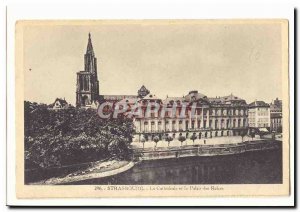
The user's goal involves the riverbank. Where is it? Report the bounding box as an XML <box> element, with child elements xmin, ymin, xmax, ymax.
<box><xmin>133</xmin><ymin>139</ymin><xmax>281</xmax><ymax>161</ymax></box>
<box><xmin>30</xmin><ymin>160</ymin><xmax>135</xmax><ymax>185</ymax></box>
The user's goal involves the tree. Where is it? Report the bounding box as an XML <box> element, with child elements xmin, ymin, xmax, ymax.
<box><xmin>165</xmin><ymin>136</ymin><xmax>173</xmax><ymax>147</ymax></box>
<box><xmin>190</xmin><ymin>133</ymin><xmax>197</xmax><ymax>145</ymax></box>
<box><xmin>240</xmin><ymin>130</ymin><xmax>247</xmax><ymax>142</ymax></box>
<box><xmin>24</xmin><ymin>101</ymin><xmax>135</xmax><ymax>169</ymax></box>
<box><xmin>178</xmin><ymin>135</ymin><xmax>186</xmax><ymax>146</ymax></box>
<box><xmin>153</xmin><ymin>136</ymin><xmax>160</xmax><ymax>148</ymax></box>
<box><xmin>140</xmin><ymin>136</ymin><xmax>146</xmax><ymax>149</ymax></box>
<box><xmin>250</xmin><ymin>129</ymin><xmax>255</xmax><ymax>140</ymax></box>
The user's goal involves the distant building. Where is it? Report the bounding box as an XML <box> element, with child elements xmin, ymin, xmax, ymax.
<box><xmin>51</xmin><ymin>98</ymin><xmax>69</xmax><ymax>110</ymax></box>
<box><xmin>137</xmin><ymin>85</ymin><xmax>150</xmax><ymax>98</ymax></box>
<box><xmin>248</xmin><ymin>101</ymin><xmax>270</xmax><ymax>132</ymax></box>
<box><xmin>270</xmin><ymin>98</ymin><xmax>282</xmax><ymax>133</ymax></box>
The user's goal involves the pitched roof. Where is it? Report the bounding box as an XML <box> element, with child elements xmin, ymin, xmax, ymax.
<box><xmin>270</xmin><ymin>103</ymin><xmax>282</xmax><ymax>112</ymax></box>
<box><xmin>138</xmin><ymin>85</ymin><xmax>149</xmax><ymax>92</ymax></box>
<box><xmin>248</xmin><ymin>101</ymin><xmax>269</xmax><ymax>108</ymax></box>
<box><xmin>117</xmin><ymin>97</ymin><xmax>139</xmax><ymax>105</ymax></box>
<box><xmin>142</xmin><ymin>93</ymin><xmax>160</xmax><ymax>100</ymax></box>
<box><xmin>102</xmin><ymin>95</ymin><xmax>137</xmax><ymax>101</ymax></box>
<box><xmin>221</xmin><ymin>94</ymin><xmax>243</xmax><ymax>101</ymax></box>
<box><xmin>54</xmin><ymin>98</ymin><xmax>68</xmax><ymax>106</ymax></box>
<box><xmin>208</xmin><ymin>94</ymin><xmax>246</xmax><ymax>105</ymax></box>
<box><xmin>184</xmin><ymin>90</ymin><xmax>207</xmax><ymax>102</ymax></box>
<box><xmin>162</xmin><ymin>96</ymin><xmax>185</xmax><ymax>104</ymax></box>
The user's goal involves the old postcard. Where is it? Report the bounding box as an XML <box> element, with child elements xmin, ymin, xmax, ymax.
<box><xmin>15</xmin><ymin>20</ymin><xmax>289</xmax><ymax>198</ymax></box>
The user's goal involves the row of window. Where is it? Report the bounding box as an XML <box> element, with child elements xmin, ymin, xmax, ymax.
<box><xmin>257</xmin><ymin>123</ymin><xmax>269</xmax><ymax>127</ymax></box>
<box><xmin>257</xmin><ymin>118</ymin><xmax>269</xmax><ymax>123</ymax></box>
<box><xmin>140</xmin><ymin>119</ymin><xmax>246</xmax><ymax>132</ymax></box>
<box><xmin>271</xmin><ymin>118</ymin><xmax>282</xmax><ymax>123</ymax></box>
<box><xmin>257</xmin><ymin>112</ymin><xmax>269</xmax><ymax>116</ymax></box>
<box><xmin>140</xmin><ymin>108</ymin><xmax>247</xmax><ymax>118</ymax></box>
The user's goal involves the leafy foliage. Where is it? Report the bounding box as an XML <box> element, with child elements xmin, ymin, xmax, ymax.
<box><xmin>178</xmin><ymin>135</ymin><xmax>186</xmax><ymax>146</ymax></box>
<box><xmin>190</xmin><ymin>133</ymin><xmax>197</xmax><ymax>144</ymax></box>
<box><xmin>24</xmin><ymin>101</ymin><xmax>134</xmax><ymax>169</ymax></box>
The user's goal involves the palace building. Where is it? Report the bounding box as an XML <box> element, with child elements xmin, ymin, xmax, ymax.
<box><xmin>131</xmin><ymin>91</ymin><xmax>249</xmax><ymax>142</ymax></box>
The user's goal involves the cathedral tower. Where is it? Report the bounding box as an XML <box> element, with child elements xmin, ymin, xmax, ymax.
<box><xmin>76</xmin><ymin>33</ymin><xmax>100</xmax><ymax>107</ymax></box>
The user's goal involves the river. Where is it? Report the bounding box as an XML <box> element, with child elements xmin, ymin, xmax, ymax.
<box><xmin>69</xmin><ymin>148</ymin><xmax>282</xmax><ymax>185</ymax></box>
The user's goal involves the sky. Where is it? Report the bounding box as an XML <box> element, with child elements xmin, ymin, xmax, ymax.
<box><xmin>23</xmin><ymin>21</ymin><xmax>284</xmax><ymax>105</ymax></box>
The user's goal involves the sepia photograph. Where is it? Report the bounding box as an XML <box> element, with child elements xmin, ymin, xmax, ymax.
<box><xmin>14</xmin><ymin>20</ymin><xmax>289</xmax><ymax>198</ymax></box>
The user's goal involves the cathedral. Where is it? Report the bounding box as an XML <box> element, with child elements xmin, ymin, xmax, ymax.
<box><xmin>76</xmin><ymin>33</ymin><xmax>100</xmax><ymax>107</ymax></box>
<box><xmin>76</xmin><ymin>33</ymin><xmax>144</xmax><ymax>108</ymax></box>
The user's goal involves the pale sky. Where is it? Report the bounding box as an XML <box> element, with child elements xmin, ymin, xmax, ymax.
<box><xmin>23</xmin><ymin>21</ymin><xmax>283</xmax><ymax>105</ymax></box>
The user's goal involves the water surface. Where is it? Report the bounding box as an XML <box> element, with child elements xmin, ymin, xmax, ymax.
<box><xmin>71</xmin><ymin>148</ymin><xmax>282</xmax><ymax>185</ymax></box>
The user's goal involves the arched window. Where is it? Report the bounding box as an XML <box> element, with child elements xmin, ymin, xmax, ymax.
<box><xmin>151</xmin><ymin>121</ymin><xmax>155</xmax><ymax>132</ymax></box>
<box><xmin>192</xmin><ymin>120</ymin><xmax>195</xmax><ymax>129</ymax></box>
<box><xmin>203</xmin><ymin>120</ymin><xmax>207</xmax><ymax>128</ymax></box>
<box><xmin>165</xmin><ymin>121</ymin><xmax>170</xmax><ymax>131</ymax></box>
<box><xmin>215</xmin><ymin>120</ymin><xmax>218</xmax><ymax>129</ymax></box>
<box><xmin>144</xmin><ymin>122</ymin><xmax>148</xmax><ymax>132</ymax></box>
<box><xmin>226</xmin><ymin>119</ymin><xmax>230</xmax><ymax>128</ymax></box>
<box><xmin>185</xmin><ymin>120</ymin><xmax>189</xmax><ymax>130</ymax></box>
<box><xmin>79</xmin><ymin>76</ymin><xmax>83</xmax><ymax>90</ymax></box>
<box><xmin>158</xmin><ymin>121</ymin><xmax>162</xmax><ymax>131</ymax></box>
<box><xmin>179</xmin><ymin>120</ymin><xmax>183</xmax><ymax>131</ymax></box>
<box><xmin>84</xmin><ymin>76</ymin><xmax>89</xmax><ymax>91</ymax></box>
<box><xmin>235</xmin><ymin>109</ymin><xmax>239</xmax><ymax>116</ymax></box>
<box><xmin>221</xmin><ymin>119</ymin><xmax>224</xmax><ymax>129</ymax></box>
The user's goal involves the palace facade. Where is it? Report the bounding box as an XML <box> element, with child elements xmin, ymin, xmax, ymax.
<box><xmin>131</xmin><ymin>91</ymin><xmax>248</xmax><ymax>142</ymax></box>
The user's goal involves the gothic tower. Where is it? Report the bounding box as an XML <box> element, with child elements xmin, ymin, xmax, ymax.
<box><xmin>76</xmin><ymin>33</ymin><xmax>100</xmax><ymax>107</ymax></box>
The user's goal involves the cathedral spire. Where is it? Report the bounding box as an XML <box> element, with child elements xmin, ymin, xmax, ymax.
<box><xmin>86</xmin><ymin>32</ymin><xmax>94</xmax><ymax>55</ymax></box>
